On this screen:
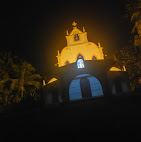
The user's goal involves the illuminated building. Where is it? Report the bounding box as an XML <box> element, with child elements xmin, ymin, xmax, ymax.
<box><xmin>56</xmin><ymin>21</ymin><xmax>104</xmax><ymax>67</ymax></box>
<box><xmin>43</xmin><ymin>22</ymin><xmax>130</xmax><ymax>104</ymax></box>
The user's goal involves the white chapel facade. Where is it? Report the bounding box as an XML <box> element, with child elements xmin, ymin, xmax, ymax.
<box><xmin>56</xmin><ymin>22</ymin><xmax>104</xmax><ymax>67</ymax></box>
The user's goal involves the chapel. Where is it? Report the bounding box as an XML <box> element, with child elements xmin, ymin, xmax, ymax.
<box><xmin>42</xmin><ymin>22</ymin><xmax>130</xmax><ymax>104</ymax></box>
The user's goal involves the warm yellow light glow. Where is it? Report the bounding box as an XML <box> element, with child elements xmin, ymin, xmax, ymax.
<box><xmin>110</xmin><ymin>67</ymin><xmax>122</xmax><ymax>71</ymax></box>
<box><xmin>72</xmin><ymin>21</ymin><xmax>77</xmax><ymax>27</ymax></box>
<box><xmin>47</xmin><ymin>78</ymin><xmax>58</xmax><ymax>84</ymax></box>
<box><xmin>43</xmin><ymin>80</ymin><xmax>46</xmax><ymax>86</ymax></box>
<box><xmin>123</xmin><ymin>66</ymin><xmax>126</xmax><ymax>71</ymax></box>
<box><xmin>56</xmin><ymin>22</ymin><xmax>104</xmax><ymax>67</ymax></box>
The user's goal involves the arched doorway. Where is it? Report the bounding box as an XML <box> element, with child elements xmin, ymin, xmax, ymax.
<box><xmin>80</xmin><ymin>78</ymin><xmax>92</xmax><ymax>98</ymax></box>
<box><xmin>69</xmin><ymin>74</ymin><xmax>103</xmax><ymax>101</ymax></box>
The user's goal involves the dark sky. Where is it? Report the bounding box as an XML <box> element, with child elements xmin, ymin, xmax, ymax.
<box><xmin>1</xmin><ymin>0</ymin><xmax>131</xmax><ymax>76</ymax></box>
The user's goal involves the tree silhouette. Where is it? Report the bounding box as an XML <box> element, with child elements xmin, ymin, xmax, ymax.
<box><xmin>15</xmin><ymin>61</ymin><xmax>42</xmax><ymax>102</ymax></box>
<box><xmin>0</xmin><ymin>52</ymin><xmax>42</xmax><ymax>106</ymax></box>
<box><xmin>120</xmin><ymin>45</ymin><xmax>141</xmax><ymax>90</ymax></box>
<box><xmin>120</xmin><ymin>0</ymin><xmax>141</xmax><ymax>91</ymax></box>
<box><xmin>0</xmin><ymin>52</ymin><xmax>18</xmax><ymax>105</ymax></box>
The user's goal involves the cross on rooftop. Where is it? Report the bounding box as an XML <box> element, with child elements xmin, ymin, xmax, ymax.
<box><xmin>72</xmin><ymin>21</ymin><xmax>77</xmax><ymax>26</ymax></box>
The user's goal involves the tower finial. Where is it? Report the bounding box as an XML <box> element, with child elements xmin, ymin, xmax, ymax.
<box><xmin>83</xmin><ymin>27</ymin><xmax>85</xmax><ymax>32</ymax></box>
<box><xmin>98</xmin><ymin>42</ymin><xmax>101</xmax><ymax>48</ymax></box>
<box><xmin>66</xmin><ymin>30</ymin><xmax>69</xmax><ymax>35</ymax></box>
<box><xmin>57</xmin><ymin>50</ymin><xmax>60</xmax><ymax>55</ymax></box>
<box><xmin>72</xmin><ymin>21</ymin><xmax>77</xmax><ymax>27</ymax></box>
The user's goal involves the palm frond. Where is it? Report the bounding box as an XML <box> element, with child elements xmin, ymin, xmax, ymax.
<box><xmin>21</xmin><ymin>62</ymin><xmax>35</xmax><ymax>72</ymax></box>
<box><xmin>0</xmin><ymin>79</ymin><xmax>18</xmax><ymax>91</ymax></box>
<box><xmin>131</xmin><ymin>11</ymin><xmax>140</xmax><ymax>22</ymax></box>
<box><xmin>24</xmin><ymin>81</ymin><xmax>41</xmax><ymax>89</ymax></box>
<box><xmin>10</xmin><ymin>79</ymin><xmax>19</xmax><ymax>90</ymax></box>
<box><xmin>26</xmin><ymin>74</ymin><xmax>42</xmax><ymax>81</ymax></box>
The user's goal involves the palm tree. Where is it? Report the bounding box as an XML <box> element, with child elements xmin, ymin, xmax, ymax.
<box><xmin>0</xmin><ymin>79</ymin><xmax>18</xmax><ymax>105</ymax></box>
<box><xmin>124</xmin><ymin>0</ymin><xmax>141</xmax><ymax>90</ymax></box>
<box><xmin>0</xmin><ymin>52</ymin><xmax>18</xmax><ymax>105</ymax></box>
<box><xmin>0</xmin><ymin>52</ymin><xmax>42</xmax><ymax>105</ymax></box>
<box><xmin>15</xmin><ymin>61</ymin><xmax>42</xmax><ymax>102</ymax></box>
<box><xmin>120</xmin><ymin>45</ymin><xmax>141</xmax><ymax>90</ymax></box>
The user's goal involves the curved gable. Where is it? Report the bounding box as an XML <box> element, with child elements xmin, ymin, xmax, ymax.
<box><xmin>57</xmin><ymin>22</ymin><xmax>104</xmax><ymax>67</ymax></box>
<box><xmin>69</xmin><ymin>27</ymin><xmax>83</xmax><ymax>35</ymax></box>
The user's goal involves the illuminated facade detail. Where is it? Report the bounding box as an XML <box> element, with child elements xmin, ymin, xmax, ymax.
<box><xmin>109</xmin><ymin>65</ymin><xmax>127</xmax><ymax>72</ymax></box>
<box><xmin>76</xmin><ymin>54</ymin><xmax>85</xmax><ymax>68</ymax></box>
<box><xmin>110</xmin><ymin>67</ymin><xmax>122</xmax><ymax>71</ymax></box>
<box><xmin>123</xmin><ymin>66</ymin><xmax>126</xmax><ymax>71</ymax></box>
<box><xmin>56</xmin><ymin>22</ymin><xmax>104</xmax><ymax>67</ymax></box>
<box><xmin>92</xmin><ymin>56</ymin><xmax>97</xmax><ymax>60</ymax></box>
<box><xmin>77</xmin><ymin>54</ymin><xmax>84</xmax><ymax>60</ymax></box>
<box><xmin>43</xmin><ymin>80</ymin><xmax>46</xmax><ymax>86</ymax></box>
<box><xmin>72</xmin><ymin>21</ymin><xmax>77</xmax><ymax>27</ymax></box>
<box><xmin>47</xmin><ymin>78</ymin><xmax>57</xmax><ymax>84</ymax></box>
<box><xmin>65</xmin><ymin>61</ymin><xmax>69</xmax><ymax>65</ymax></box>
<box><xmin>77</xmin><ymin>59</ymin><xmax>85</xmax><ymax>68</ymax></box>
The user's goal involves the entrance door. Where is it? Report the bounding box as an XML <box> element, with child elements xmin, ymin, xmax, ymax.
<box><xmin>69</xmin><ymin>74</ymin><xmax>103</xmax><ymax>101</ymax></box>
<box><xmin>80</xmin><ymin>78</ymin><xmax>92</xmax><ymax>99</ymax></box>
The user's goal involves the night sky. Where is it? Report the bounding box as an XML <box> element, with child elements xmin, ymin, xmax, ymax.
<box><xmin>1</xmin><ymin>0</ymin><xmax>131</xmax><ymax>76</ymax></box>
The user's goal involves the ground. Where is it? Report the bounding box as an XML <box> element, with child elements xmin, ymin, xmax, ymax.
<box><xmin>0</xmin><ymin>92</ymin><xmax>141</xmax><ymax>135</ymax></box>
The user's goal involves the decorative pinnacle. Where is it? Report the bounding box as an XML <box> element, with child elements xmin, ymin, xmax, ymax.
<box><xmin>98</xmin><ymin>42</ymin><xmax>101</xmax><ymax>48</ymax></box>
<box><xmin>83</xmin><ymin>27</ymin><xmax>85</xmax><ymax>32</ymax></box>
<box><xmin>57</xmin><ymin>50</ymin><xmax>60</xmax><ymax>55</ymax></box>
<box><xmin>66</xmin><ymin>30</ymin><xmax>69</xmax><ymax>35</ymax></box>
<box><xmin>72</xmin><ymin>21</ymin><xmax>77</xmax><ymax>27</ymax></box>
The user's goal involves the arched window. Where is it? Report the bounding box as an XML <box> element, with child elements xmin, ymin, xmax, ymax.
<box><xmin>77</xmin><ymin>54</ymin><xmax>84</xmax><ymax>68</ymax></box>
<box><xmin>77</xmin><ymin>54</ymin><xmax>84</xmax><ymax>60</ymax></box>
<box><xmin>92</xmin><ymin>56</ymin><xmax>97</xmax><ymax>60</ymax></box>
<box><xmin>65</xmin><ymin>61</ymin><xmax>69</xmax><ymax>65</ymax></box>
<box><xmin>77</xmin><ymin>59</ymin><xmax>84</xmax><ymax>68</ymax></box>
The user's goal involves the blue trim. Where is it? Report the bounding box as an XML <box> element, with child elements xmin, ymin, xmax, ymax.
<box><xmin>69</xmin><ymin>74</ymin><xmax>103</xmax><ymax>101</ymax></box>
